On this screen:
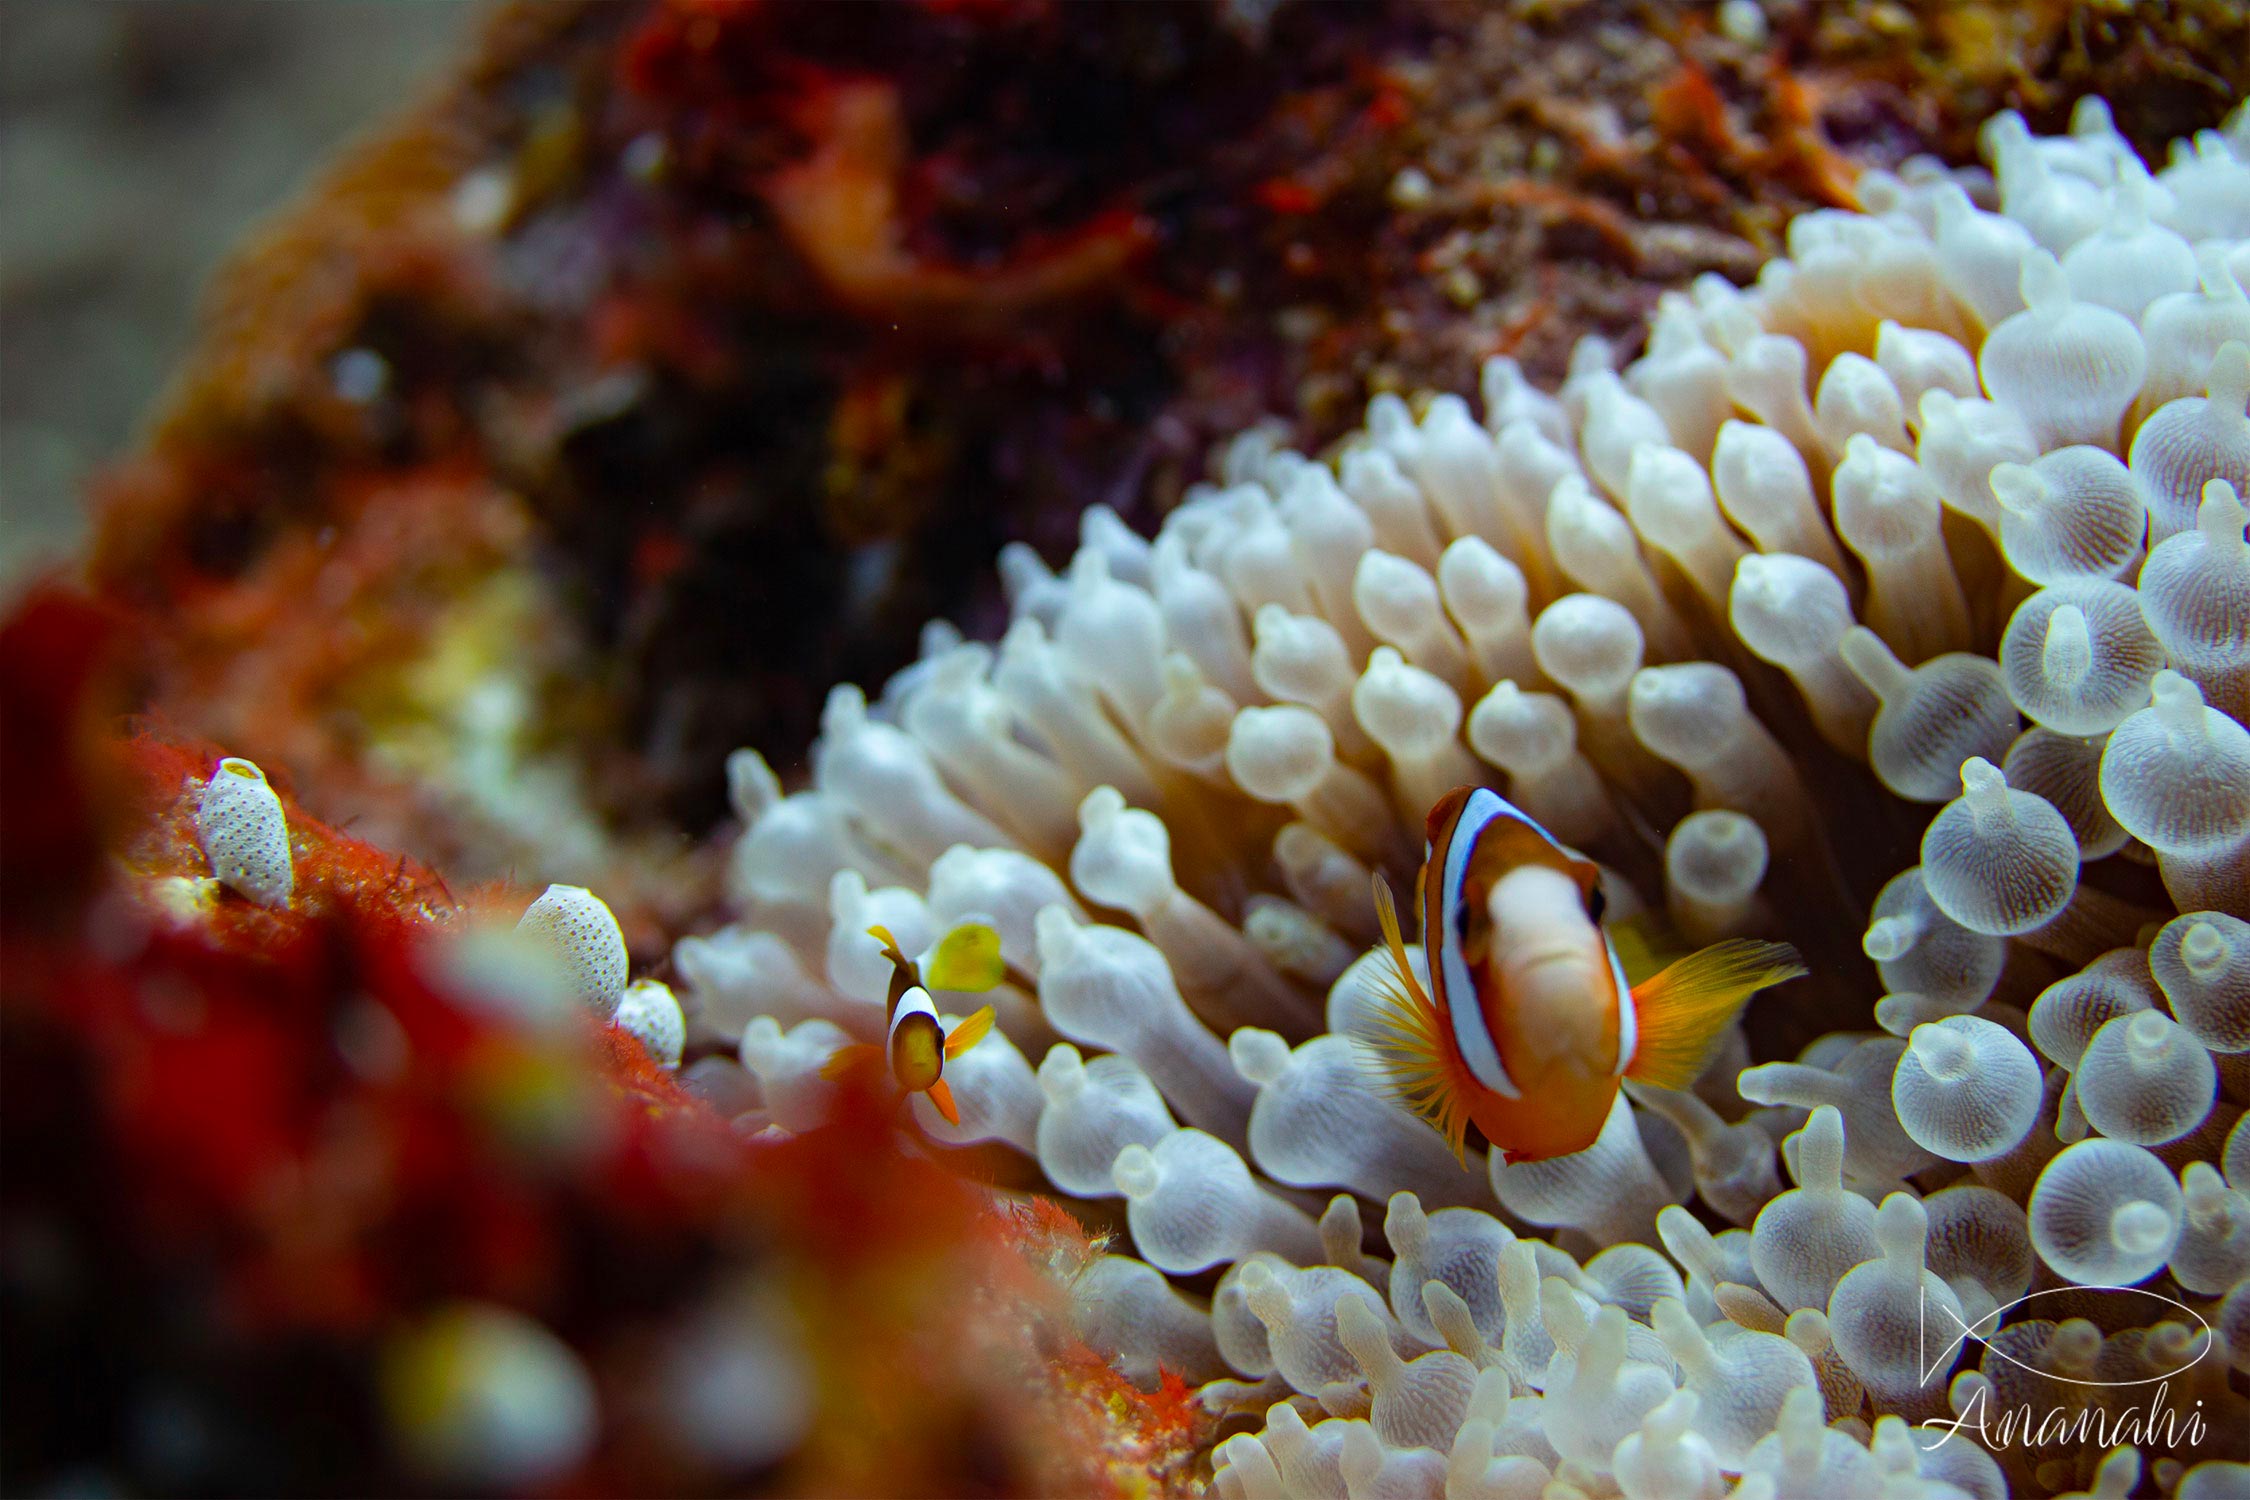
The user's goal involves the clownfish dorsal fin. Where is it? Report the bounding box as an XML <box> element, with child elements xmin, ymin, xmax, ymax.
<box><xmin>1350</xmin><ymin>872</ymin><xmax>1473</xmax><ymax>1166</ymax></box>
<box><xmin>942</xmin><ymin>1005</ymin><xmax>995</xmax><ymax>1058</ymax></box>
<box><xmin>1623</xmin><ymin>939</ymin><xmax>1807</xmax><ymax>1090</ymax></box>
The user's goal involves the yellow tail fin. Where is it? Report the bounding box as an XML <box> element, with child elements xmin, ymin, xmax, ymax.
<box><xmin>1350</xmin><ymin>873</ymin><xmax>1472</xmax><ymax>1164</ymax></box>
<box><xmin>1624</xmin><ymin>939</ymin><xmax>1806</xmax><ymax>1090</ymax></box>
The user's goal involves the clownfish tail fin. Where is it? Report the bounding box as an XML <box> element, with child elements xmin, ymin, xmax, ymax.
<box><xmin>1350</xmin><ymin>873</ymin><xmax>1472</xmax><ymax>1166</ymax></box>
<box><xmin>1624</xmin><ymin>939</ymin><xmax>1806</xmax><ymax>1090</ymax></box>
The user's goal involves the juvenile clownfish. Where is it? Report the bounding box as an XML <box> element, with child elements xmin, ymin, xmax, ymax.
<box><xmin>820</xmin><ymin>923</ymin><xmax>1000</xmax><ymax>1126</ymax></box>
<box><xmin>1356</xmin><ymin>785</ymin><xmax>1806</xmax><ymax>1164</ymax></box>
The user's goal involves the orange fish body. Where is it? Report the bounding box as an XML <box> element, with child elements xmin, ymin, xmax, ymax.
<box><xmin>1360</xmin><ymin>786</ymin><xmax>1805</xmax><ymax>1164</ymax></box>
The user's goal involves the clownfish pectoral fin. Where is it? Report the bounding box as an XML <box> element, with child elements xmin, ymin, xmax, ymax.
<box><xmin>924</xmin><ymin>1076</ymin><xmax>961</xmax><ymax>1126</ymax></box>
<box><xmin>1351</xmin><ymin>873</ymin><xmax>1473</xmax><ymax>1166</ymax></box>
<box><xmin>925</xmin><ymin>923</ymin><xmax>1005</xmax><ymax>993</ymax></box>
<box><xmin>819</xmin><ymin>1042</ymin><xmax>884</xmax><ymax>1084</ymax></box>
<box><xmin>942</xmin><ymin>1005</ymin><xmax>996</xmax><ymax>1059</ymax></box>
<box><xmin>1623</xmin><ymin>939</ymin><xmax>1807</xmax><ymax>1090</ymax></box>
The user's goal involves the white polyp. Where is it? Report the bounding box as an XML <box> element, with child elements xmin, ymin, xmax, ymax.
<box><xmin>2003</xmin><ymin>727</ymin><xmax>2130</xmax><ymax>861</ymax></box>
<box><xmin>2152</xmin><ymin>911</ymin><xmax>2250</xmax><ymax>1053</ymax></box>
<box><xmin>1221</xmin><ymin>491</ymin><xmax>1318</xmax><ymax>618</ymax></box>
<box><xmin>1627</xmin><ymin>297</ymin><xmax>1733</xmax><ymax>462</ymax></box>
<box><xmin>1748</xmin><ymin>1034</ymin><xmax>1936</xmax><ymax>1184</ymax></box>
<box><xmin>2074</xmin><ymin>1009</ymin><xmax>2218</xmax><ymax>1146</ymax></box>
<box><xmin>1839</xmin><ymin>629</ymin><xmax>2023</xmax><ymax>803</ymax></box>
<box><xmin>1407</xmin><ymin>394</ymin><xmax>1537</xmax><ymax>564</ymax></box>
<box><xmin>1112</xmin><ymin>1128</ymin><xmax>1323</xmax><ymax>1274</ymax></box>
<box><xmin>1235</xmin><ymin>1258</ymin><xmax>1406</xmax><ymax>1396</ymax></box>
<box><xmin>1252</xmin><ymin>604</ymin><xmax>1374</xmax><ymax>762</ymax></box>
<box><xmin>1830</xmin><ymin>434</ymin><xmax>1973</xmax><ymax>663</ymax></box>
<box><xmin>1545</xmin><ymin>473</ymin><xmax>1689</xmax><ymax>658</ymax></box>
<box><xmin>1335</xmin><ymin>1294</ymin><xmax>1480</xmax><ymax>1452</ymax></box>
<box><xmin>614</xmin><ymin>978</ymin><xmax>685</xmax><ymax>1068</ymax></box>
<box><xmin>515</xmin><ymin>884</ymin><xmax>630</xmax><ymax>1019</ymax></box>
<box><xmin>1921</xmin><ymin>1184</ymin><xmax>2035</xmax><ymax>1333</ymax></box>
<box><xmin>1826</xmin><ymin>1193</ymin><xmax>1964</xmax><ymax>1404</ymax></box>
<box><xmin>196</xmin><ymin>757</ymin><xmax>293</xmax><ymax>908</ymax></box>
<box><xmin>1482</xmin><ymin>353</ymin><xmax>1573</xmax><ymax>447</ymax></box>
<box><xmin>1538</xmin><ymin>1302</ymin><xmax>1674</xmax><ymax>1476</ymax></box>
<box><xmin>1816</xmin><ymin>352</ymin><xmax>1912</xmax><ymax>454</ymax></box>
<box><xmin>1494</xmin><ymin>420</ymin><xmax>1588</xmax><ymax>565</ymax></box>
<box><xmin>1747</xmin><ymin>1107</ymin><xmax>1881</xmax><ymax>1312</ymax></box>
<box><xmin>1382</xmin><ymin>1193</ymin><xmax>1513</xmax><ymax>1346</ymax></box>
<box><xmin>1649</xmin><ymin>1296</ymin><xmax>1816</xmax><ymax>1470</ymax></box>
<box><xmin>1035</xmin><ymin>908</ymin><xmax>1256</xmax><ymax>1147</ymax></box>
<box><xmin>1071</xmin><ymin>787</ymin><xmax>1305</xmax><ymax>1034</ymax></box>
<box><xmin>1491</xmin><ymin>1093</ymin><xmax>1680</xmax><ymax>1248</ymax></box>
<box><xmin>1611</xmin><ymin>1390</ymin><xmax>1723</xmax><ymax>1500</ymax></box>
<box><xmin>1988</xmin><ymin>111</ymin><xmax>2112</xmax><ymax>254</ymax></box>
<box><xmin>1710</xmin><ymin>420</ymin><xmax>1849</xmax><ymax>578</ymax></box>
<box><xmin>2000</xmin><ymin>579</ymin><xmax>2164</xmax><ymax>734</ymax></box>
<box><xmin>1340</xmin><ymin>447</ymin><xmax>1444</xmax><ymax>569</ymax></box>
<box><xmin>1277</xmin><ymin>822</ymin><xmax>1379</xmax><ymax>946</ymax></box>
<box><xmin>2129</xmin><ymin>340</ymin><xmax>2250</xmax><ymax>543</ymax></box>
<box><xmin>2027</xmin><ymin>946</ymin><xmax>2159</xmax><ymax>1072</ymax></box>
<box><xmin>1145</xmin><ymin>653</ymin><xmax>1239</xmax><ymax>779</ymax></box>
<box><xmin>825</xmin><ymin>870</ymin><xmax>933</xmax><ymax>1006</ymax></box>
<box><xmin>675</xmin><ymin>927</ymin><xmax>861</xmax><ymax>1041</ymax></box>
<box><xmin>1438</xmin><ymin>536</ymin><xmax>1538</xmax><ymax>689</ymax></box>
<box><xmin>1532</xmin><ymin>592</ymin><xmax>1662</xmax><ymax>793</ymax></box>
<box><xmin>1152</xmin><ymin>534</ymin><xmax>1259</xmax><ymax>704</ymax></box>
<box><xmin>1055</xmin><ymin>550</ymin><xmax>1167</xmax><ymax>724</ymax></box>
<box><xmin>2028</xmin><ymin>1137</ymin><xmax>2185</xmax><ymax>1285</ymax></box>
<box><xmin>1354</xmin><ymin>548</ymin><xmax>1472</xmax><ymax>690</ymax></box>
<box><xmin>925</xmin><ymin>844</ymin><xmax>1084</xmax><ymax>980</ymax></box>
<box><xmin>2099</xmin><ymin>670</ymin><xmax>2250</xmax><ymax>856</ymax></box>
<box><xmin>999</xmin><ymin>541</ymin><xmax>1068</xmax><ymax>627</ymax></box>
<box><xmin>1623</xmin><ymin>442</ymin><xmax>1749</xmax><ymax>615</ymax></box>
<box><xmin>1890</xmin><ymin>1015</ymin><xmax>2044</xmax><ymax>1162</ymax></box>
<box><xmin>1579</xmin><ymin>372</ymin><xmax>1674</xmax><ymax>504</ymax></box>
<box><xmin>904</xmin><ymin>647</ymin><xmax>1082</xmax><ymax>859</ymax></box>
<box><xmin>813</xmin><ymin>685</ymin><xmax>1013</xmax><ymax>871</ymax></box>
<box><xmin>2139</xmin><ymin>246</ymin><xmax>2250</xmax><ymax>415</ymax></box>
<box><xmin>1278</xmin><ymin>465</ymin><xmax>1380</xmax><ymax>657</ymax></box>
<box><xmin>1624</xmin><ymin>1084</ymin><xmax>1777</xmax><ymax>1228</ymax></box>
<box><xmin>1979</xmin><ymin>249</ymin><xmax>2147</xmax><ymax>450</ymax></box>
<box><xmin>1726</xmin><ymin>336</ymin><xmax>1826</xmax><ymax>465</ymax></box>
<box><xmin>1224</xmin><ymin>704</ymin><xmax>1398</xmax><ymax>864</ymax></box>
<box><xmin>737</xmin><ymin>1015</ymin><xmax>850</xmax><ymax>1132</ymax></box>
<box><xmin>1352</xmin><ymin>646</ymin><xmax>1483</xmax><ymax>819</ymax></box>
<box><xmin>1235</xmin><ymin>1030</ymin><xmax>1487</xmax><ymax>1211</ymax></box>
<box><xmin>1989</xmin><ymin>446</ymin><xmax>2148</xmax><ymax>588</ymax></box>
<box><xmin>1874</xmin><ymin>321</ymin><xmax>1979</xmax><ymax>421</ymax></box>
<box><xmin>2062</xmin><ymin>160</ymin><xmax>2200</xmax><ymax>319</ymax></box>
<box><xmin>1627</xmin><ymin>663</ymin><xmax>1810</xmax><ymax>846</ymax></box>
<box><xmin>1242</xmin><ymin>897</ymin><xmax>1354</xmax><ymax>988</ymax></box>
<box><xmin>1727</xmin><ymin>552</ymin><xmax>1873</xmax><ymax>754</ymax></box>
<box><xmin>2173</xmin><ymin>1161</ymin><xmax>2250</xmax><ymax>1296</ymax></box>
<box><xmin>1861</xmin><ymin>866</ymin><xmax>2005</xmax><ymax>1010</ymax></box>
<box><xmin>1464</xmin><ymin>680</ymin><xmax>1615</xmax><ymax>845</ymax></box>
<box><xmin>999</xmin><ymin>618</ymin><xmax>1164</xmax><ymax>808</ymax></box>
<box><xmin>907</xmin><ymin>1015</ymin><xmax>1041</xmax><ymax>1151</ymax></box>
<box><xmin>1915</xmin><ymin>389</ymin><xmax>2042</xmax><ymax>532</ymax></box>
<box><xmin>1663</xmin><ymin>809</ymin><xmax>1772</xmax><ymax>946</ymax></box>
<box><xmin>1034</xmin><ymin>1044</ymin><xmax>1176</xmax><ymax>1197</ymax></box>
<box><xmin>1931</xmin><ymin>181</ymin><xmax>2037</xmax><ymax>331</ymax></box>
<box><xmin>1918</xmin><ymin>756</ymin><xmax>2080</xmax><ymax>936</ymax></box>
<box><xmin>2138</xmin><ymin>479</ymin><xmax>2250</xmax><ymax>696</ymax></box>
<box><xmin>1073</xmin><ymin>1255</ymin><xmax>1230</xmax><ymax>1389</ymax></box>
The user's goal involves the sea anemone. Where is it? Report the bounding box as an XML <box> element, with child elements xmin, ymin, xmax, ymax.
<box><xmin>673</xmin><ymin>97</ymin><xmax>2250</xmax><ymax>1495</ymax></box>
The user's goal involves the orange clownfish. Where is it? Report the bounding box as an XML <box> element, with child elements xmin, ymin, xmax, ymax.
<box><xmin>821</xmin><ymin>923</ymin><xmax>1000</xmax><ymax>1126</ymax></box>
<box><xmin>1357</xmin><ymin>786</ymin><xmax>1805</xmax><ymax>1165</ymax></box>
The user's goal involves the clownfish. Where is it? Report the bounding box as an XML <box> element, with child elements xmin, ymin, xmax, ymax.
<box><xmin>821</xmin><ymin>923</ymin><xmax>1000</xmax><ymax>1125</ymax></box>
<box><xmin>1357</xmin><ymin>786</ymin><xmax>1806</xmax><ymax>1164</ymax></box>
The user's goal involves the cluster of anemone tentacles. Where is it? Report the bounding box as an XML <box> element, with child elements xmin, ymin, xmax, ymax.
<box><xmin>670</xmin><ymin>97</ymin><xmax>2250</xmax><ymax>1498</ymax></box>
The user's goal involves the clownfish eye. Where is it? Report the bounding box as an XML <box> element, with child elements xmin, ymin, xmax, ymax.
<box><xmin>1586</xmin><ymin>882</ymin><xmax>1608</xmax><ymax>925</ymax></box>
